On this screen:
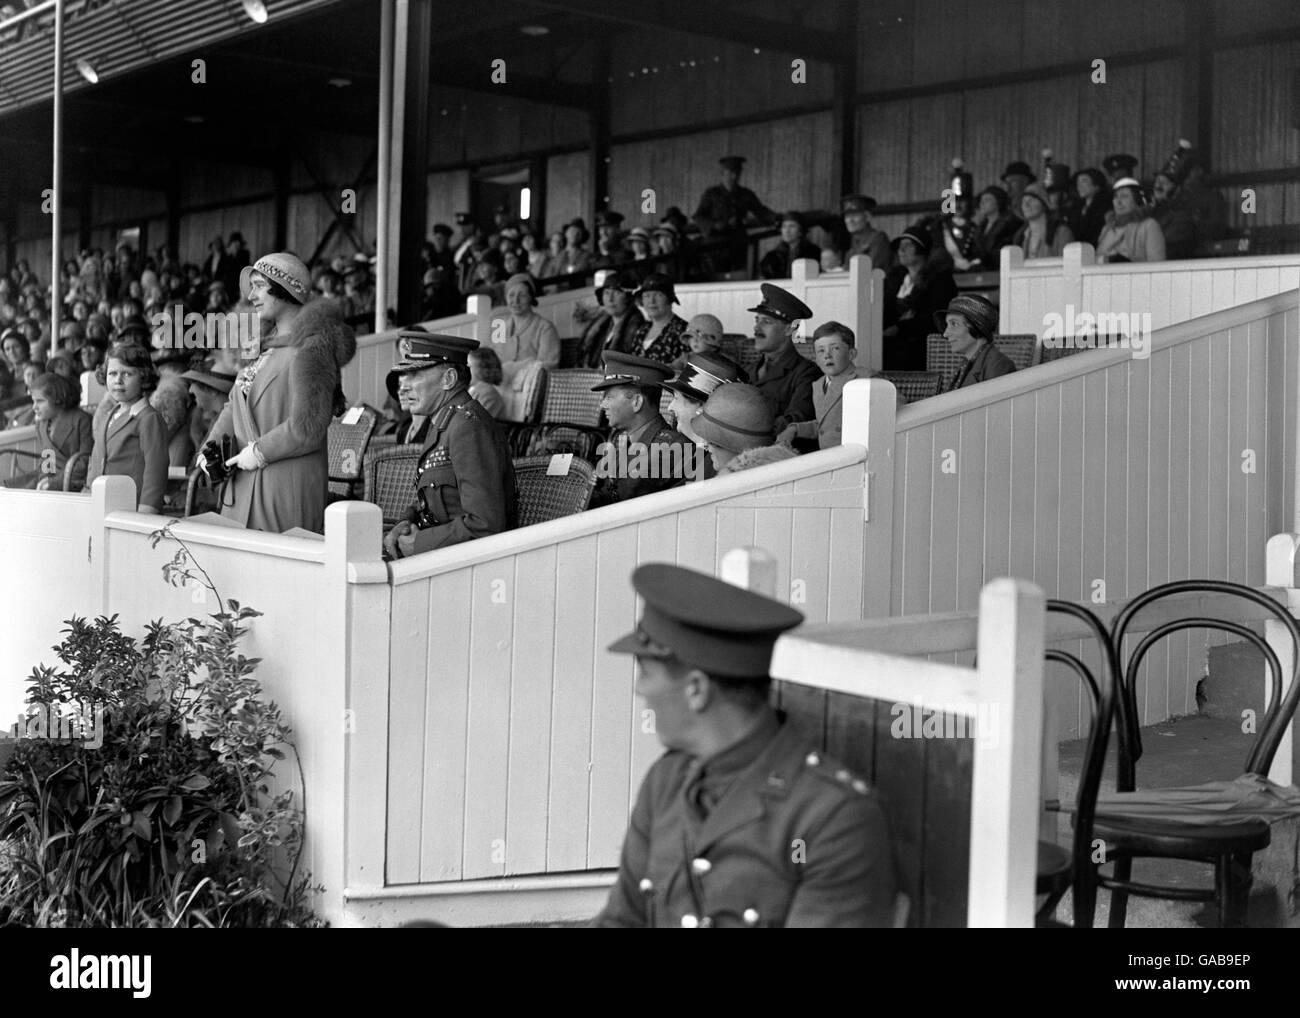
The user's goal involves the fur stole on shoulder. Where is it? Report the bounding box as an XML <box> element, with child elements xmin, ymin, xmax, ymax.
<box><xmin>720</xmin><ymin>443</ymin><xmax>799</xmax><ymax>474</ymax></box>
<box><xmin>268</xmin><ymin>298</ymin><xmax>358</xmax><ymax>419</ymax></box>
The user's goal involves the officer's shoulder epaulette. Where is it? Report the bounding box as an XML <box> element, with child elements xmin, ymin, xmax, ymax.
<box><xmin>797</xmin><ymin>749</ymin><xmax>874</xmax><ymax>798</ymax></box>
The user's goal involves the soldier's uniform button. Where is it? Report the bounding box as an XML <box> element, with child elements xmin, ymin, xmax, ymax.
<box><xmin>638</xmin><ymin>878</ymin><xmax>654</xmax><ymax>893</ymax></box>
<box><xmin>681</xmin><ymin>914</ymin><xmax>699</xmax><ymax>928</ymax></box>
<box><xmin>698</xmin><ymin>916</ymin><xmax>714</xmax><ymax>928</ymax></box>
<box><xmin>691</xmin><ymin>858</ymin><xmax>712</xmax><ymax>876</ymax></box>
<box><xmin>835</xmin><ymin>768</ymin><xmax>850</xmax><ymax>783</ymax></box>
<box><xmin>743</xmin><ymin>908</ymin><xmax>760</xmax><ymax>926</ymax></box>
<box><xmin>852</xmin><ymin>778</ymin><xmax>870</xmax><ymax>795</ymax></box>
<box><xmin>805</xmin><ymin>752</ymin><xmax>820</xmax><ymax>767</ymax></box>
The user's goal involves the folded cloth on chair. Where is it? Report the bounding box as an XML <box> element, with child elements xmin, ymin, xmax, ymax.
<box><xmin>1093</xmin><ymin>774</ymin><xmax>1300</xmax><ymax>825</ymax></box>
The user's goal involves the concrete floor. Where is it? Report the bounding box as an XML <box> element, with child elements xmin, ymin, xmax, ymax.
<box><xmin>1052</xmin><ymin>713</ymin><xmax>1300</xmax><ymax>928</ymax></box>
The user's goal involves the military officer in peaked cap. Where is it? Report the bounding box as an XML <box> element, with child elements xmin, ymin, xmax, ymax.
<box><xmin>693</xmin><ymin>156</ymin><xmax>779</xmax><ymax>272</ymax></box>
<box><xmin>748</xmin><ymin>282</ymin><xmax>822</xmax><ymax>433</ymax></box>
<box><xmin>594</xmin><ymin>563</ymin><xmax>897</xmax><ymax>928</ymax></box>
<box><xmin>840</xmin><ymin>194</ymin><xmax>893</xmax><ymax>271</ymax></box>
<box><xmin>382</xmin><ymin>333</ymin><xmax>517</xmax><ymax>558</ymax></box>
<box><xmin>590</xmin><ymin>351</ymin><xmax>697</xmax><ymax>505</ymax></box>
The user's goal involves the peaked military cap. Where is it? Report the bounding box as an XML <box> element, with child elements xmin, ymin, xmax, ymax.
<box><xmin>841</xmin><ymin>194</ymin><xmax>877</xmax><ymax>214</ymax></box>
<box><xmin>608</xmin><ymin>563</ymin><xmax>804</xmax><ymax>677</ymax></box>
<box><xmin>591</xmin><ymin>351</ymin><xmax>675</xmax><ymax>392</ymax></box>
<box><xmin>596</xmin><ymin>210</ymin><xmax>626</xmax><ymax>227</ymax></box>
<box><xmin>719</xmin><ymin>156</ymin><xmax>747</xmax><ymax>173</ymax></box>
<box><xmin>1001</xmin><ymin>160</ymin><xmax>1036</xmax><ymax>182</ymax></box>
<box><xmin>660</xmin><ymin>351</ymin><xmax>747</xmax><ymax>404</ymax></box>
<box><xmin>747</xmin><ymin>282</ymin><xmax>812</xmax><ymax>323</ymax></box>
<box><xmin>386</xmin><ymin>332</ymin><xmax>479</xmax><ymax>398</ymax></box>
<box><xmin>1102</xmin><ymin>153</ymin><xmax>1139</xmax><ymax>176</ymax></box>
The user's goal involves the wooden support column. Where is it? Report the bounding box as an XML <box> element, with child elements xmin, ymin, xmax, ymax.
<box><xmin>589</xmin><ymin>34</ymin><xmax>611</xmax><ymax>227</ymax></box>
<box><xmin>396</xmin><ymin>0</ymin><xmax>432</xmax><ymax>326</ymax></box>
<box><xmin>165</xmin><ymin>158</ymin><xmax>181</xmax><ymax>261</ymax></box>
<box><xmin>831</xmin><ymin>0</ymin><xmax>859</xmax><ymax>197</ymax></box>
<box><xmin>1183</xmin><ymin>0</ymin><xmax>1214</xmax><ymax>160</ymax></box>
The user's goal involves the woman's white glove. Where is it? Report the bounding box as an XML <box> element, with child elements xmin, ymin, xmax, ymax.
<box><xmin>226</xmin><ymin>442</ymin><xmax>264</xmax><ymax>471</ymax></box>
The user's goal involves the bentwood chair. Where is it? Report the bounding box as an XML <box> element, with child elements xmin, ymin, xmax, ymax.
<box><xmin>0</xmin><ymin>448</ymin><xmax>89</xmax><ymax>491</ymax></box>
<box><xmin>1035</xmin><ymin>600</ymin><xmax>1120</xmax><ymax>928</ymax></box>
<box><xmin>1094</xmin><ymin>580</ymin><xmax>1300</xmax><ymax>928</ymax></box>
<box><xmin>512</xmin><ymin>455</ymin><xmax>597</xmax><ymax>528</ymax></box>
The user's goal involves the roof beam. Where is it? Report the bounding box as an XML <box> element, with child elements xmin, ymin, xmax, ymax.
<box><xmin>514</xmin><ymin>0</ymin><xmax>850</xmax><ymax>60</ymax></box>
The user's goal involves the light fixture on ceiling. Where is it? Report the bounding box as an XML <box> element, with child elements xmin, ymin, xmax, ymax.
<box><xmin>75</xmin><ymin>58</ymin><xmax>99</xmax><ymax>84</ymax></box>
<box><xmin>328</xmin><ymin>77</ymin><xmax>351</xmax><ymax>88</ymax></box>
<box><xmin>519</xmin><ymin>187</ymin><xmax>531</xmax><ymax>220</ymax></box>
<box><xmin>519</xmin><ymin>24</ymin><xmax>549</xmax><ymax>36</ymax></box>
<box><xmin>241</xmin><ymin>0</ymin><xmax>269</xmax><ymax>25</ymax></box>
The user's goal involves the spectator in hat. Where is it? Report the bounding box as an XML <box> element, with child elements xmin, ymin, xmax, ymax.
<box><xmin>1102</xmin><ymin>153</ymin><xmax>1139</xmax><ymax>187</ymax></box>
<box><xmin>179</xmin><ymin>365</ymin><xmax>236</xmax><ymax>462</ymax></box>
<box><xmin>594</xmin><ymin>211</ymin><xmax>629</xmax><ymax>268</ymax></box>
<box><xmin>624</xmin><ymin>227</ymin><xmax>653</xmax><ymax>271</ymax></box>
<box><xmin>658</xmin><ymin>350</ymin><xmax>747</xmax><ymax>480</ymax></box>
<box><xmin>936</xmin><ymin>294</ymin><xmax>1014</xmax><ymax>392</ymax></box>
<box><xmin>590</xmin><ymin>352</ymin><xmax>696</xmax><ymax>506</ymax></box>
<box><xmin>674</xmin><ymin>312</ymin><xmax>726</xmax><ymax>370</ymax></box>
<box><xmin>2</xmin><ymin>372</ymin><xmax>92</xmax><ymax>490</ymax></box>
<box><xmin>1096</xmin><ymin>179</ymin><xmax>1166</xmax><ymax>264</ymax></box>
<box><xmin>1066</xmin><ymin>168</ymin><xmax>1111</xmax><ymax>248</ymax></box>
<box><xmin>692</xmin><ymin>382</ymin><xmax>795</xmax><ymax>475</ymax></box>
<box><xmin>1013</xmin><ymin>183</ymin><xmax>1075</xmax><ymax>259</ymax></box>
<box><xmin>521</xmin><ymin>231</ymin><xmax>548</xmax><ymax>279</ymax></box>
<box><xmin>427</xmin><ymin>223</ymin><xmax>457</xmax><ymax>276</ymax></box>
<box><xmin>629</xmin><ymin>274</ymin><xmax>689</xmax><ymax>366</ymax></box>
<box><xmin>1041</xmin><ymin>153</ymin><xmax>1073</xmax><ymax>219</ymax></box>
<box><xmin>1001</xmin><ymin>161</ymin><xmax>1036</xmax><ymax>214</ymax></box>
<box><xmin>200</xmin><ymin>251</ymin><xmax>357</xmax><ymax>534</ymax></box>
<box><xmin>595</xmin><ymin>561</ymin><xmax>896</xmax><ymax>928</ymax></box>
<box><xmin>840</xmin><ymin>194</ymin><xmax>892</xmax><ymax>271</ymax></box>
<box><xmin>538</xmin><ymin>230</ymin><xmax>566</xmax><ymax>286</ymax></box>
<box><xmin>759</xmin><ymin>211</ymin><xmax>822</xmax><ymax>280</ymax></box>
<box><xmin>421</xmin><ymin>265</ymin><xmax>461</xmax><ymax>320</ymax></box>
<box><xmin>777</xmin><ymin>321</ymin><xmax>860</xmax><ymax>450</ymax></box>
<box><xmin>1152</xmin><ymin>140</ymin><xmax>1226</xmax><ymax>258</ymax></box>
<box><xmin>748</xmin><ymin>282</ymin><xmax>821</xmax><ymax>432</ymax></box>
<box><xmin>486</xmin><ymin>205</ymin><xmax>517</xmax><ymax>249</ymax></box>
<box><xmin>882</xmin><ymin>227</ymin><xmax>957</xmax><ymax>371</ymax></box>
<box><xmin>972</xmin><ymin>185</ymin><xmax>1021</xmax><ymax>270</ymax></box>
<box><xmin>580</xmin><ymin>270</ymin><xmax>643</xmax><ymax>368</ymax></box>
<box><xmin>693</xmin><ymin>156</ymin><xmax>778</xmax><ymax>272</ymax></box>
<box><xmin>557</xmin><ymin>219</ymin><xmax>594</xmax><ymax>289</ymax></box>
<box><xmin>937</xmin><ymin>166</ymin><xmax>981</xmax><ymax>272</ymax></box>
<box><xmin>382</xmin><ymin>333</ymin><xmax>517</xmax><ymax>558</ymax></box>
<box><xmin>343</xmin><ymin>261</ymin><xmax>375</xmax><ymax>326</ymax></box>
<box><xmin>495</xmin><ymin>273</ymin><xmax>559</xmax><ymax>419</ymax></box>
<box><xmin>650</xmin><ymin>222</ymin><xmax>697</xmax><ymax>281</ymax></box>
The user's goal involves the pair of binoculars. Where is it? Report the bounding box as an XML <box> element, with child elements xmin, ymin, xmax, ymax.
<box><xmin>199</xmin><ymin>436</ymin><xmax>236</xmax><ymax>484</ymax></box>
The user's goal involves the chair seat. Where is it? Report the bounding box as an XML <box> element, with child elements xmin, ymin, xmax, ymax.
<box><xmin>1035</xmin><ymin>840</ymin><xmax>1071</xmax><ymax>895</ymax></box>
<box><xmin>1091</xmin><ymin>813</ymin><xmax>1271</xmax><ymax>857</ymax></box>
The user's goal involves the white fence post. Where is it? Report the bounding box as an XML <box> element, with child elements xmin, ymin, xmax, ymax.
<box><xmin>846</xmin><ymin>254</ymin><xmax>879</xmax><ymax>371</ymax></box>
<box><xmin>323</xmin><ymin>500</ymin><xmax>385</xmax><ymax>925</ymax></box>
<box><xmin>466</xmin><ymin>294</ymin><xmax>492</xmax><ymax>344</ymax></box>
<box><xmin>843</xmin><ymin>377</ymin><xmax>896</xmax><ymax>619</ymax></box>
<box><xmin>968</xmin><ymin>577</ymin><xmax>1045</xmax><ymax>928</ymax></box>
<box><xmin>1061</xmin><ymin>242</ymin><xmax>1094</xmax><ymax>339</ymax></box>
<box><xmin>1265</xmin><ymin>533</ymin><xmax>1300</xmax><ymax>788</ymax></box>
<box><xmin>998</xmin><ymin>246</ymin><xmax>1024</xmax><ymax>334</ymax></box>
<box><xmin>89</xmin><ymin>475</ymin><xmax>135</xmax><ymax>616</ymax></box>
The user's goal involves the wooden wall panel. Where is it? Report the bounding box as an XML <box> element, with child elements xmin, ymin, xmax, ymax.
<box><xmin>545</xmin><ymin>151</ymin><xmax>591</xmax><ymax>238</ymax></box>
<box><xmin>426</xmin><ymin>169</ymin><xmax>471</xmax><ymax>235</ymax></box>
<box><xmin>90</xmin><ymin>185</ymin><xmax>166</xmax><ymax>225</ymax></box>
<box><xmin>1213</xmin><ymin>41</ymin><xmax>1300</xmax><ymax>183</ymax></box>
<box><xmin>181</xmin><ymin>160</ymin><xmax>272</xmax><ymax>207</ymax></box>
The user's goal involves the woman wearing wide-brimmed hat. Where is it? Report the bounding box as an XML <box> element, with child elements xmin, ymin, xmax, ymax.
<box><xmin>628</xmin><ymin>273</ymin><xmax>689</xmax><ymax>366</ymax></box>
<box><xmin>199</xmin><ymin>251</ymin><xmax>356</xmax><ymax>534</ymax></box>
<box><xmin>692</xmin><ymin>382</ymin><xmax>797</xmax><ymax>475</ymax></box>
<box><xmin>933</xmin><ymin>293</ymin><xmax>1015</xmax><ymax>392</ymax></box>
<box><xmin>881</xmin><ymin>226</ymin><xmax>957</xmax><ymax>371</ymax></box>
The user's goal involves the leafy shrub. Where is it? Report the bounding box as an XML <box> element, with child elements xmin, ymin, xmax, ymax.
<box><xmin>0</xmin><ymin>525</ymin><xmax>322</xmax><ymax>927</ymax></box>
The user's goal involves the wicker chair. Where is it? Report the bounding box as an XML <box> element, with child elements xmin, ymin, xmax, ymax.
<box><xmin>720</xmin><ymin>333</ymin><xmax>760</xmax><ymax>375</ymax></box>
<box><xmin>877</xmin><ymin>370</ymin><xmax>943</xmax><ymax>404</ymax></box>
<box><xmin>559</xmin><ymin>336</ymin><xmax>586</xmax><ymax>368</ymax></box>
<box><xmin>994</xmin><ymin>334</ymin><xmax>1038</xmax><ymax>369</ymax></box>
<box><xmin>514</xmin><ymin>368</ymin><xmax>610</xmax><ymax>464</ymax></box>
<box><xmin>512</xmin><ymin>454</ymin><xmax>598</xmax><ymax>528</ymax></box>
<box><xmin>327</xmin><ymin>405</ymin><xmax>380</xmax><ymax>499</ymax></box>
<box><xmin>362</xmin><ymin>443</ymin><xmax>422</xmax><ymax>526</ymax></box>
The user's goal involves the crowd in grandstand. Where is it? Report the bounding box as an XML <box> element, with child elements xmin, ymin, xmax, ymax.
<box><xmin>0</xmin><ymin>137</ymin><xmax>1235</xmax><ymax>546</ymax></box>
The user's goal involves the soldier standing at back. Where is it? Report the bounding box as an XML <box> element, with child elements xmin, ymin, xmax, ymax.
<box><xmin>594</xmin><ymin>563</ymin><xmax>897</xmax><ymax>927</ymax></box>
<box><xmin>382</xmin><ymin>333</ymin><xmax>517</xmax><ymax>558</ymax></box>
<box><xmin>693</xmin><ymin>156</ymin><xmax>778</xmax><ymax>273</ymax></box>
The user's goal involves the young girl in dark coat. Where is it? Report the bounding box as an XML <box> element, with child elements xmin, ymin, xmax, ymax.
<box><xmin>1</xmin><ymin>372</ymin><xmax>93</xmax><ymax>490</ymax></box>
<box><xmin>87</xmin><ymin>342</ymin><xmax>170</xmax><ymax>513</ymax></box>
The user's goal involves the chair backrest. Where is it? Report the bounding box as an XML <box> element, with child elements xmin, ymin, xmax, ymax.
<box><xmin>512</xmin><ymin>454</ymin><xmax>597</xmax><ymax>527</ymax></box>
<box><xmin>539</xmin><ymin>368</ymin><xmax>606</xmax><ymax>428</ymax></box>
<box><xmin>878</xmin><ymin>370</ymin><xmax>942</xmax><ymax>404</ymax></box>
<box><xmin>926</xmin><ymin>333</ymin><xmax>1036</xmax><ymax>379</ymax></box>
<box><xmin>993</xmin><ymin>334</ymin><xmax>1037</xmax><ymax>370</ymax></box>
<box><xmin>1044</xmin><ymin>600</ymin><xmax>1119</xmax><ymax>929</ymax></box>
<box><xmin>1038</xmin><ymin>340</ymin><xmax>1087</xmax><ymax>364</ymax></box>
<box><xmin>362</xmin><ymin>443</ymin><xmax>422</xmax><ymax>526</ymax></box>
<box><xmin>328</xmin><ymin>405</ymin><xmax>380</xmax><ymax>484</ymax></box>
<box><xmin>794</xmin><ymin>341</ymin><xmax>816</xmax><ymax>362</ymax></box>
<box><xmin>721</xmin><ymin>333</ymin><xmax>761</xmax><ymax>374</ymax></box>
<box><xmin>1109</xmin><ymin>580</ymin><xmax>1300</xmax><ymax>785</ymax></box>
<box><xmin>659</xmin><ymin>388</ymin><xmax>674</xmax><ymax>417</ymax></box>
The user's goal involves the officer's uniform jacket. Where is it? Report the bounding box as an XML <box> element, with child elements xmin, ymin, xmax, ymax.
<box><xmin>406</xmin><ymin>387</ymin><xmax>517</xmax><ymax>553</ymax></box>
<box><xmin>693</xmin><ymin>185</ymin><xmax>777</xmax><ymax>237</ymax></box>
<box><xmin>754</xmin><ymin>343</ymin><xmax>821</xmax><ymax>433</ymax></box>
<box><xmin>595</xmin><ymin>713</ymin><xmax>896</xmax><ymax>928</ymax></box>
<box><xmin>596</xmin><ymin>413</ymin><xmax>694</xmax><ymax>505</ymax></box>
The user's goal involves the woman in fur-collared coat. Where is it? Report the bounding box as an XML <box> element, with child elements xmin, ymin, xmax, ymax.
<box><xmin>202</xmin><ymin>253</ymin><xmax>357</xmax><ymax>535</ymax></box>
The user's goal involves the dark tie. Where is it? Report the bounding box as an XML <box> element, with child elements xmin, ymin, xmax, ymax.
<box><xmin>948</xmin><ymin>360</ymin><xmax>974</xmax><ymax>392</ymax></box>
<box><xmin>758</xmin><ymin>356</ymin><xmax>772</xmax><ymax>381</ymax></box>
<box><xmin>822</xmin><ymin>377</ymin><xmax>829</xmax><ymax>395</ymax></box>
